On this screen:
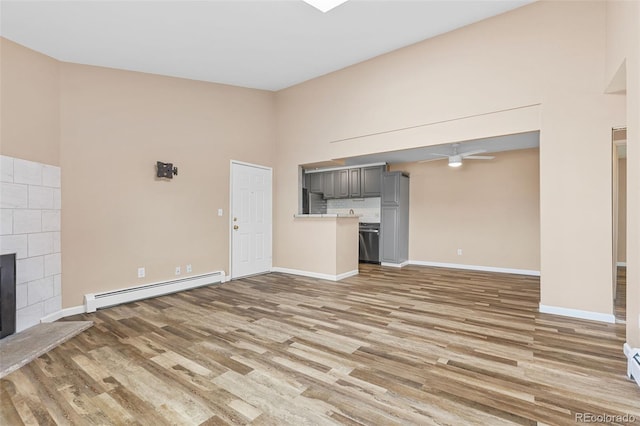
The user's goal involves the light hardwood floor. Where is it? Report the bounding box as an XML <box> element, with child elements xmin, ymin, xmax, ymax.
<box><xmin>1</xmin><ymin>264</ymin><xmax>639</xmax><ymax>425</ymax></box>
<box><xmin>616</xmin><ymin>266</ymin><xmax>627</xmax><ymax>324</ymax></box>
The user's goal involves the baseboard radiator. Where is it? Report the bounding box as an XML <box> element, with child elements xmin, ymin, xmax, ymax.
<box><xmin>84</xmin><ymin>271</ymin><xmax>225</xmax><ymax>313</ymax></box>
<box><xmin>624</xmin><ymin>343</ymin><xmax>640</xmax><ymax>388</ymax></box>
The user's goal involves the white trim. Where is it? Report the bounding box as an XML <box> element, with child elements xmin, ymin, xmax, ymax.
<box><xmin>381</xmin><ymin>261</ymin><xmax>409</xmax><ymax>268</ymax></box>
<box><xmin>624</xmin><ymin>343</ymin><xmax>640</xmax><ymax>387</ymax></box>
<box><xmin>335</xmin><ymin>269</ymin><xmax>359</xmax><ymax>280</ymax></box>
<box><xmin>409</xmin><ymin>260</ymin><xmax>540</xmax><ymax>276</ymax></box>
<box><xmin>61</xmin><ymin>305</ymin><xmax>86</xmax><ymax>317</ymax></box>
<box><xmin>230</xmin><ymin>160</ymin><xmax>273</xmax><ymax>171</ymax></box>
<box><xmin>539</xmin><ymin>304</ymin><xmax>616</xmax><ymax>324</ymax></box>
<box><xmin>84</xmin><ymin>271</ymin><xmax>225</xmax><ymax>313</ymax></box>
<box><xmin>40</xmin><ymin>305</ymin><xmax>85</xmax><ymax>323</ymax></box>
<box><xmin>271</xmin><ymin>267</ymin><xmax>358</xmax><ymax>281</ymax></box>
<box><xmin>40</xmin><ymin>310</ymin><xmax>64</xmax><ymax>323</ymax></box>
<box><xmin>617</xmin><ymin>262</ymin><xmax>627</xmax><ymax>267</ymax></box>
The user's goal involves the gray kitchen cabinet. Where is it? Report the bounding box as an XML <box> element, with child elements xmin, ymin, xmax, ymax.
<box><xmin>304</xmin><ymin>165</ymin><xmax>384</xmax><ymax>199</ymax></box>
<box><xmin>349</xmin><ymin>168</ymin><xmax>361</xmax><ymax>197</ymax></box>
<box><xmin>308</xmin><ymin>173</ymin><xmax>323</xmax><ymax>194</ymax></box>
<box><xmin>380</xmin><ymin>172</ymin><xmax>409</xmax><ymax>264</ymax></box>
<box><xmin>362</xmin><ymin>166</ymin><xmax>384</xmax><ymax>197</ymax></box>
<box><xmin>336</xmin><ymin>169</ymin><xmax>350</xmax><ymax>198</ymax></box>
<box><xmin>381</xmin><ymin>171</ymin><xmax>400</xmax><ymax>205</ymax></box>
<box><xmin>323</xmin><ymin>172</ymin><xmax>335</xmax><ymax>198</ymax></box>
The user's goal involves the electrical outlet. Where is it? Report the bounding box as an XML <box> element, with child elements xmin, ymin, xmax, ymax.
<box><xmin>175</xmin><ymin>266</ymin><xmax>181</xmax><ymax>276</ymax></box>
<box><xmin>138</xmin><ymin>267</ymin><xmax>145</xmax><ymax>278</ymax></box>
<box><xmin>457</xmin><ymin>248</ymin><xmax>463</xmax><ymax>256</ymax></box>
<box><xmin>186</xmin><ymin>264</ymin><xmax>192</xmax><ymax>273</ymax></box>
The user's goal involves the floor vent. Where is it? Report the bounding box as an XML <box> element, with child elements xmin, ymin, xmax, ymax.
<box><xmin>84</xmin><ymin>271</ymin><xmax>225</xmax><ymax>312</ymax></box>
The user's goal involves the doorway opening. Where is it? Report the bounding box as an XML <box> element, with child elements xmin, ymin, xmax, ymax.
<box><xmin>612</xmin><ymin>127</ymin><xmax>627</xmax><ymax>324</ymax></box>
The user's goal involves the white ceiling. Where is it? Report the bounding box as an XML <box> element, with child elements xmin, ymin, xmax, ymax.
<box><xmin>0</xmin><ymin>0</ymin><xmax>534</xmax><ymax>91</ymax></box>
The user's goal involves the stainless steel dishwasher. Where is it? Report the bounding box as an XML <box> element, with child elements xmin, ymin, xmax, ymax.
<box><xmin>359</xmin><ymin>222</ymin><xmax>380</xmax><ymax>264</ymax></box>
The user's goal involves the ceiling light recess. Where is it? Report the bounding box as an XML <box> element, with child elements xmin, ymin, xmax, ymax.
<box><xmin>303</xmin><ymin>0</ymin><xmax>350</xmax><ymax>13</ymax></box>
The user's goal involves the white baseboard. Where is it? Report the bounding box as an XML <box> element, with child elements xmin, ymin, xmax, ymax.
<box><xmin>84</xmin><ymin>271</ymin><xmax>225</xmax><ymax>313</ymax></box>
<box><xmin>624</xmin><ymin>343</ymin><xmax>640</xmax><ymax>387</ymax></box>
<box><xmin>381</xmin><ymin>261</ymin><xmax>409</xmax><ymax>268</ymax></box>
<box><xmin>409</xmin><ymin>260</ymin><xmax>540</xmax><ymax>276</ymax></box>
<box><xmin>271</xmin><ymin>267</ymin><xmax>358</xmax><ymax>281</ymax></box>
<box><xmin>40</xmin><ymin>310</ymin><xmax>64</xmax><ymax>323</ymax></box>
<box><xmin>40</xmin><ymin>305</ymin><xmax>90</xmax><ymax>324</ymax></box>
<box><xmin>539</xmin><ymin>304</ymin><xmax>616</xmax><ymax>324</ymax></box>
<box><xmin>617</xmin><ymin>262</ymin><xmax>627</xmax><ymax>267</ymax></box>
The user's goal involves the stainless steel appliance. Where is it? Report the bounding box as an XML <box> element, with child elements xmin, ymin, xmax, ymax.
<box><xmin>359</xmin><ymin>222</ymin><xmax>380</xmax><ymax>264</ymax></box>
<box><xmin>302</xmin><ymin>189</ymin><xmax>326</xmax><ymax>214</ymax></box>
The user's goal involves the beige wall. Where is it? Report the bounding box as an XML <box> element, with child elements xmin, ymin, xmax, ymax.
<box><xmin>390</xmin><ymin>148</ymin><xmax>539</xmax><ymax>271</ymax></box>
<box><xmin>275</xmin><ymin>1</ymin><xmax>624</xmax><ymax>317</ymax></box>
<box><xmin>336</xmin><ymin>217</ymin><xmax>359</xmax><ymax>275</ymax></box>
<box><xmin>0</xmin><ymin>39</ymin><xmax>60</xmax><ymax>166</ymax></box>
<box><xmin>2</xmin><ymin>0</ymin><xmax>637</xmax><ymax>337</ymax></box>
<box><xmin>618</xmin><ymin>157</ymin><xmax>627</xmax><ymax>263</ymax></box>
<box><xmin>58</xmin><ymin>63</ymin><xmax>275</xmax><ymax>307</ymax></box>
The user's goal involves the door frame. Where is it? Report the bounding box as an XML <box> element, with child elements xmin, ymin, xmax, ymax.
<box><xmin>229</xmin><ymin>160</ymin><xmax>273</xmax><ymax>280</ymax></box>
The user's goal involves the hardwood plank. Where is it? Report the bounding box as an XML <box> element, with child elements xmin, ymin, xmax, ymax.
<box><xmin>1</xmin><ymin>264</ymin><xmax>638</xmax><ymax>425</ymax></box>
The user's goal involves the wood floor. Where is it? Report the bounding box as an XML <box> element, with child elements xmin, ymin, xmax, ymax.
<box><xmin>616</xmin><ymin>266</ymin><xmax>627</xmax><ymax>323</ymax></box>
<box><xmin>1</xmin><ymin>264</ymin><xmax>638</xmax><ymax>425</ymax></box>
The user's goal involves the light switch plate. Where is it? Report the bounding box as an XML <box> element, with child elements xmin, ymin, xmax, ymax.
<box><xmin>218</xmin><ymin>209</ymin><xmax>223</xmax><ymax>216</ymax></box>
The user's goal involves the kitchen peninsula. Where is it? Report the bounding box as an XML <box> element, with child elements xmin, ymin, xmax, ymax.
<box><xmin>276</xmin><ymin>214</ymin><xmax>359</xmax><ymax>281</ymax></box>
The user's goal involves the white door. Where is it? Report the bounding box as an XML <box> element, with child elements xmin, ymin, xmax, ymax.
<box><xmin>230</xmin><ymin>162</ymin><xmax>272</xmax><ymax>279</ymax></box>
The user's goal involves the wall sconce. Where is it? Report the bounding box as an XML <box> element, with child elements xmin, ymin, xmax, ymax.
<box><xmin>157</xmin><ymin>161</ymin><xmax>178</xmax><ymax>178</ymax></box>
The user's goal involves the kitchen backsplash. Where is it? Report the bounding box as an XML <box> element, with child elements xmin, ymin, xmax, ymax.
<box><xmin>327</xmin><ymin>197</ymin><xmax>381</xmax><ymax>223</ymax></box>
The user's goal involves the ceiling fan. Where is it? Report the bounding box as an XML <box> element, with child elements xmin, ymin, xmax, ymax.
<box><xmin>419</xmin><ymin>143</ymin><xmax>495</xmax><ymax>167</ymax></box>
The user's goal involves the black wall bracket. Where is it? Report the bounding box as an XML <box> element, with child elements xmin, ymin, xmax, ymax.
<box><xmin>156</xmin><ymin>161</ymin><xmax>178</xmax><ymax>179</ymax></box>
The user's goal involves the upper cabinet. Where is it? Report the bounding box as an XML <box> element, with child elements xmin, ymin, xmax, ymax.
<box><xmin>304</xmin><ymin>165</ymin><xmax>385</xmax><ymax>199</ymax></box>
<box><xmin>362</xmin><ymin>166</ymin><xmax>384</xmax><ymax>198</ymax></box>
<box><xmin>381</xmin><ymin>171</ymin><xmax>401</xmax><ymax>205</ymax></box>
<box><xmin>308</xmin><ymin>173</ymin><xmax>323</xmax><ymax>194</ymax></box>
<box><xmin>349</xmin><ymin>168</ymin><xmax>361</xmax><ymax>198</ymax></box>
<box><xmin>336</xmin><ymin>169</ymin><xmax>350</xmax><ymax>198</ymax></box>
<box><xmin>323</xmin><ymin>172</ymin><xmax>336</xmax><ymax>198</ymax></box>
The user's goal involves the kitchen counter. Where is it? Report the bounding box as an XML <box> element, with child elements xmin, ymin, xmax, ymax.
<box><xmin>293</xmin><ymin>214</ymin><xmax>360</xmax><ymax>219</ymax></box>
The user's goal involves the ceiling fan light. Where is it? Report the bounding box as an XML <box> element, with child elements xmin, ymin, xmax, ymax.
<box><xmin>448</xmin><ymin>156</ymin><xmax>462</xmax><ymax>167</ymax></box>
<box><xmin>302</xmin><ymin>0</ymin><xmax>350</xmax><ymax>13</ymax></box>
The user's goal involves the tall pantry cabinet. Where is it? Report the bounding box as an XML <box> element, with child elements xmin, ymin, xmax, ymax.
<box><xmin>380</xmin><ymin>172</ymin><xmax>409</xmax><ymax>265</ymax></box>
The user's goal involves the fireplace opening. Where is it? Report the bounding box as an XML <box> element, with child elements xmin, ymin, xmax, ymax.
<box><xmin>0</xmin><ymin>253</ymin><xmax>16</xmax><ymax>339</ymax></box>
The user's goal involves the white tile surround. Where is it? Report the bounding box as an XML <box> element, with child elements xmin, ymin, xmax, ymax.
<box><xmin>327</xmin><ymin>197</ymin><xmax>381</xmax><ymax>223</ymax></box>
<box><xmin>1</xmin><ymin>156</ymin><xmax>61</xmax><ymax>332</ymax></box>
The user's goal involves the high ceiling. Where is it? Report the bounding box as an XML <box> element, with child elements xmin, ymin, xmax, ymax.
<box><xmin>1</xmin><ymin>0</ymin><xmax>534</xmax><ymax>91</ymax></box>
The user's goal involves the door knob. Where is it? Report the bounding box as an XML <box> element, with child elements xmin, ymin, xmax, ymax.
<box><xmin>233</xmin><ymin>225</ymin><xmax>239</xmax><ymax>230</ymax></box>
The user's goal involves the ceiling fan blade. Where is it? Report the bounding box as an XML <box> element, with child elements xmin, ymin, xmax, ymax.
<box><xmin>459</xmin><ymin>149</ymin><xmax>487</xmax><ymax>158</ymax></box>
<box><xmin>418</xmin><ymin>157</ymin><xmax>447</xmax><ymax>163</ymax></box>
<box><xmin>465</xmin><ymin>155</ymin><xmax>495</xmax><ymax>160</ymax></box>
